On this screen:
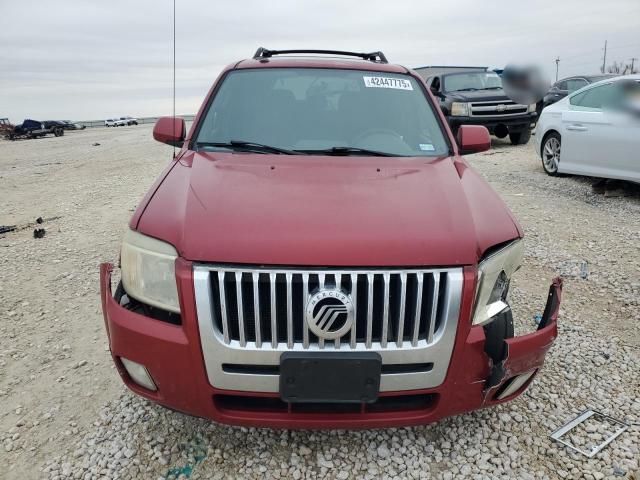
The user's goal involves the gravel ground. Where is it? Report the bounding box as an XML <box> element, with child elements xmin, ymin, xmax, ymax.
<box><xmin>0</xmin><ymin>126</ymin><xmax>638</xmax><ymax>480</ymax></box>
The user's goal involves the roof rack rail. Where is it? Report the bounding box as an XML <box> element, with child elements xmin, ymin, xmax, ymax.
<box><xmin>253</xmin><ymin>47</ymin><xmax>388</xmax><ymax>64</ymax></box>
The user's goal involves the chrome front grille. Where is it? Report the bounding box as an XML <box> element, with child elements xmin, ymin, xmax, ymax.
<box><xmin>207</xmin><ymin>267</ymin><xmax>455</xmax><ymax>350</ymax></box>
<box><xmin>194</xmin><ymin>265</ymin><xmax>464</xmax><ymax>392</ymax></box>
<box><xmin>469</xmin><ymin>99</ymin><xmax>528</xmax><ymax>117</ymax></box>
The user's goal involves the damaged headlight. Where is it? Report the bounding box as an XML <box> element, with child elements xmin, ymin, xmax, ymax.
<box><xmin>472</xmin><ymin>239</ymin><xmax>524</xmax><ymax>326</ymax></box>
<box><xmin>120</xmin><ymin>229</ymin><xmax>180</xmax><ymax>313</ymax></box>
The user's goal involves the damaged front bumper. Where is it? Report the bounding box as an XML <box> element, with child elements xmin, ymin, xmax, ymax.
<box><xmin>100</xmin><ymin>262</ymin><xmax>563</xmax><ymax>429</ymax></box>
<box><xmin>484</xmin><ymin>277</ymin><xmax>563</xmax><ymax>402</ymax></box>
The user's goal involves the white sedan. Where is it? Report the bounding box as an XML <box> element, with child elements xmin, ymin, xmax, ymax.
<box><xmin>535</xmin><ymin>74</ymin><xmax>640</xmax><ymax>183</ymax></box>
<box><xmin>105</xmin><ymin>118</ymin><xmax>127</xmax><ymax>127</ymax></box>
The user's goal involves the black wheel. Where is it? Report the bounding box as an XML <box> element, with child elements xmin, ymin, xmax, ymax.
<box><xmin>509</xmin><ymin>129</ymin><xmax>531</xmax><ymax>145</ymax></box>
<box><xmin>483</xmin><ymin>309</ymin><xmax>514</xmax><ymax>362</ymax></box>
<box><xmin>53</xmin><ymin>127</ymin><xmax>63</xmax><ymax>137</ymax></box>
<box><xmin>541</xmin><ymin>132</ymin><xmax>561</xmax><ymax>176</ymax></box>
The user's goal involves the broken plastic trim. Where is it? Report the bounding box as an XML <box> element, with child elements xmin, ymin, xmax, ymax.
<box><xmin>538</xmin><ymin>279</ymin><xmax>561</xmax><ymax>330</ymax></box>
<box><xmin>550</xmin><ymin>410</ymin><xmax>629</xmax><ymax>458</ymax></box>
<box><xmin>483</xmin><ymin>277</ymin><xmax>563</xmax><ymax>396</ymax></box>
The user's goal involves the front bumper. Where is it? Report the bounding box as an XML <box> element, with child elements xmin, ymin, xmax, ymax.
<box><xmin>100</xmin><ymin>262</ymin><xmax>562</xmax><ymax>429</ymax></box>
<box><xmin>534</xmin><ymin>121</ymin><xmax>545</xmax><ymax>154</ymax></box>
<box><xmin>447</xmin><ymin>113</ymin><xmax>537</xmax><ymax>133</ymax></box>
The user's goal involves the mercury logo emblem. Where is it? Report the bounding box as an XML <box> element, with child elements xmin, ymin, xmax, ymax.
<box><xmin>497</xmin><ymin>104</ymin><xmax>507</xmax><ymax>112</ymax></box>
<box><xmin>305</xmin><ymin>289</ymin><xmax>355</xmax><ymax>340</ymax></box>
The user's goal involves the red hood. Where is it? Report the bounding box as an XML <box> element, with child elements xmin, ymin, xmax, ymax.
<box><xmin>135</xmin><ymin>152</ymin><xmax>520</xmax><ymax>266</ymax></box>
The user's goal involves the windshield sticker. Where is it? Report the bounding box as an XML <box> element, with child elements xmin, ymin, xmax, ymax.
<box><xmin>419</xmin><ymin>143</ymin><xmax>435</xmax><ymax>151</ymax></box>
<box><xmin>363</xmin><ymin>76</ymin><xmax>413</xmax><ymax>91</ymax></box>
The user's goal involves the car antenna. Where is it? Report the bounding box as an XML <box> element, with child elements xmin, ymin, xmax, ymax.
<box><xmin>172</xmin><ymin>0</ymin><xmax>176</xmax><ymax>159</ymax></box>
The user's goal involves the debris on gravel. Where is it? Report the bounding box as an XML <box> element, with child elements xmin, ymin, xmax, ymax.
<box><xmin>1</xmin><ymin>129</ymin><xmax>638</xmax><ymax>479</ymax></box>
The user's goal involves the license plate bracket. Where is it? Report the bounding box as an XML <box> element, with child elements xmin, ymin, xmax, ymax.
<box><xmin>279</xmin><ymin>352</ymin><xmax>382</xmax><ymax>404</ymax></box>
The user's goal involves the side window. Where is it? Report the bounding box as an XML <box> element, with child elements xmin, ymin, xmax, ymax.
<box><xmin>569</xmin><ymin>83</ymin><xmax>616</xmax><ymax>109</ymax></box>
<box><xmin>556</xmin><ymin>80</ymin><xmax>568</xmax><ymax>91</ymax></box>
<box><xmin>566</xmin><ymin>78</ymin><xmax>588</xmax><ymax>92</ymax></box>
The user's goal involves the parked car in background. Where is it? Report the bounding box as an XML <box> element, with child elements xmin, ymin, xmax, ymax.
<box><xmin>415</xmin><ymin>66</ymin><xmax>537</xmax><ymax>145</ymax></box>
<box><xmin>535</xmin><ymin>75</ymin><xmax>640</xmax><ymax>182</ymax></box>
<box><xmin>61</xmin><ymin>120</ymin><xmax>86</xmax><ymax>130</ymax></box>
<box><xmin>121</xmin><ymin>116</ymin><xmax>139</xmax><ymax>126</ymax></box>
<box><xmin>537</xmin><ymin>74</ymin><xmax>617</xmax><ymax>115</ymax></box>
<box><xmin>100</xmin><ymin>48</ymin><xmax>563</xmax><ymax>429</ymax></box>
<box><xmin>105</xmin><ymin>118</ymin><xmax>127</xmax><ymax>127</ymax></box>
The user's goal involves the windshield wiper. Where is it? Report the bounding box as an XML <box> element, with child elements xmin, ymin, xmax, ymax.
<box><xmin>295</xmin><ymin>146</ymin><xmax>402</xmax><ymax>157</ymax></box>
<box><xmin>449</xmin><ymin>87</ymin><xmax>479</xmax><ymax>92</ymax></box>
<box><xmin>482</xmin><ymin>86</ymin><xmax>503</xmax><ymax>90</ymax></box>
<box><xmin>196</xmin><ymin>140</ymin><xmax>298</xmax><ymax>155</ymax></box>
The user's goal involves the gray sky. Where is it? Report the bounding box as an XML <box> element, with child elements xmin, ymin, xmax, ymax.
<box><xmin>1</xmin><ymin>0</ymin><xmax>639</xmax><ymax>122</ymax></box>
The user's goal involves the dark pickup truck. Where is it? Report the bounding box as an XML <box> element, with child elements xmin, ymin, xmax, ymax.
<box><xmin>5</xmin><ymin>119</ymin><xmax>65</xmax><ymax>140</ymax></box>
<box><xmin>415</xmin><ymin>66</ymin><xmax>537</xmax><ymax>145</ymax></box>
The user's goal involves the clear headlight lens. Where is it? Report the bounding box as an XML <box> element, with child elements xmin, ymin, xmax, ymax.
<box><xmin>451</xmin><ymin>102</ymin><xmax>470</xmax><ymax>116</ymax></box>
<box><xmin>528</xmin><ymin>103</ymin><xmax>537</xmax><ymax>112</ymax></box>
<box><xmin>120</xmin><ymin>229</ymin><xmax>180</xmax><ymax>313</ymax></box>
<box><xmin>472</xmin><ymin>239</ymin><xmax>524</xmax><ymax>326</ymax></box>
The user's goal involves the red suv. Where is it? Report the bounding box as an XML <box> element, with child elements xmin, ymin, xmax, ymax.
<box><xmin>100</xmin><ymin>48</ymin><xmax>562</xmax><ymax>429</ymax></box>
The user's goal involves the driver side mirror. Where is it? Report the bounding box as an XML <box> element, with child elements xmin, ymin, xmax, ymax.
<box><xmin>153</xmin><ymin>116</ymin><xmax>186</xmax><ymax>147</ymax></box>
<box><xmin>457</xmin><ymin>125</ymin><xmax>490</xmax><ymax>155</ymax></box>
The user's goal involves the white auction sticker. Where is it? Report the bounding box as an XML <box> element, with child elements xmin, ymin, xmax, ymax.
<box><xmin>363</xmin><ymin>76</ymin><xmax>413</xmax><ymax>90</ymax></box>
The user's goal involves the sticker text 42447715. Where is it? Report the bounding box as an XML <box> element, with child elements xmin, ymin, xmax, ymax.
<box><xmin>363</xmin><ymin>76</ymin><xmax>413</xmax><ymax>91</ymax></box>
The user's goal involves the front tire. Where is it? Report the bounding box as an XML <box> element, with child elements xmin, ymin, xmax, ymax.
<box><xmin>509</xmin><ymin>128</ymin><xmax>531</xmax><ymax>145</ymax></box>
<box><xmin>541</xmin><ymin>132</ymin><xmax>561</xmax><ymax>176</ymax></box>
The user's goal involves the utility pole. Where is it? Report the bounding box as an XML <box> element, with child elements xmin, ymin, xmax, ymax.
<box><xmin>555</xmin><ymin>57</ymin><xmax>560</xmax><ymax>81</ymax></box>
<box><xmin>601</xmin><ymin>40</ymin><xmax>608</xmax><ymax>73</ymax></box>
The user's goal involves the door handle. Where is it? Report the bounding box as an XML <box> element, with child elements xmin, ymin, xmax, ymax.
<box><xmin>566</xmin><ymin>124</ymin><xmax>587</xmax><ymax>132</ymax></box>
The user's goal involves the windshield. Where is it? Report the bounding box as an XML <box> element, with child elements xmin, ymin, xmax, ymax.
<box><xmin>195</xmin><ymin>68</ymin><xmax>449</xmax><ymax>157</ymax></box>
<box><xmin>444</xmin><ymin>72</ymin><xmax>502</xmax><ymax>92</ymax></box>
